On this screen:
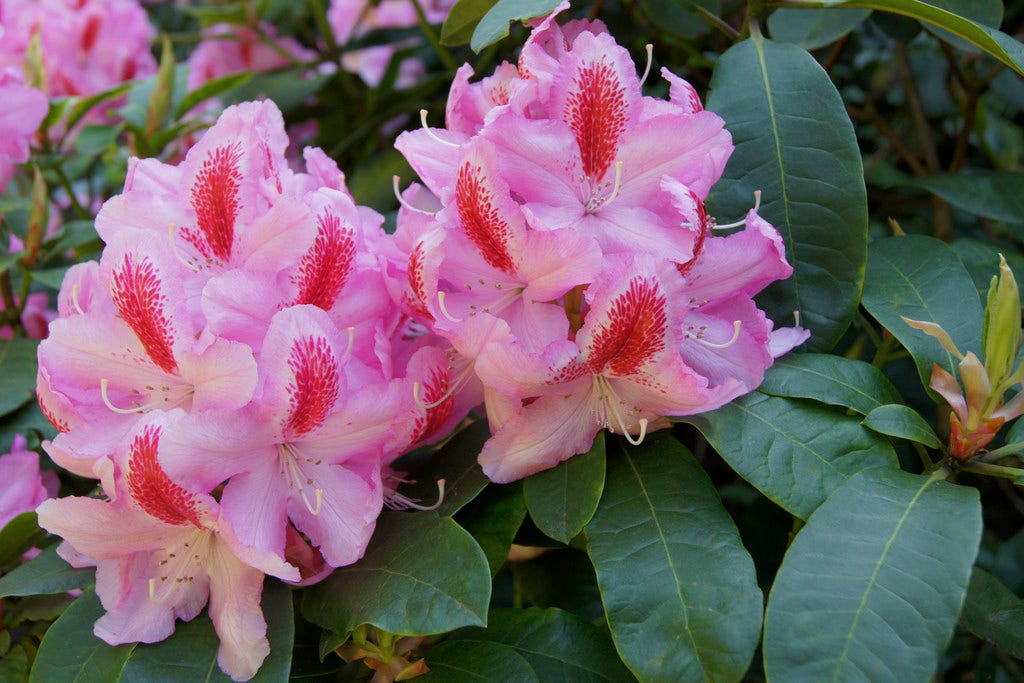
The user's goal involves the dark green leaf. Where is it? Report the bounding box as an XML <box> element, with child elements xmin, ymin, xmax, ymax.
<box><xmin>402</xmin><ymin>421</ymin><xmax>491</xmax><ymax>516</ymax></box>
<box><xmin>961</xmin><ymin>568</ymin><xmax>1024</xmax><ymax>659</ymax></box>
<box><xmin>862</xmin><ymin>404</ymin><xmax>942</xmax><ymax>448</ymax></box>
<box><xmin>0</xmin><ymin>250</ymin><xmax>21</xmax><ymax>276</ymax></box>
<box><xmin>0</xmin><ymin>338</ymin><xmax>39</xmax><ymax>419</ymax></box>
<box><xmin>421</xmin><ymin>641</ymin><xmax>538</xmax><ymax>682</ymax></box>
<box><xmin>460</xmin><ymin>484</ymin><xmax>526</xmax><ymax>577</ymax></box>
<box><xmin>470</xmin><ymin>0</ymin><xmax>563</xmax><ymax>52</ymax></box>
<box><xmin>759</xmin><ymin>353</ymin><xmax>902</xmax><ymax>415</ymax></box>
<box><xmin>707</xmin><ymin>35</ymin><xmax>867</xmax><ymax>351</ymax></box>
<box><xmin>585</xmin><ymin>433</ymin><xmax>762</xmax><ymax>683</ymax></box>
<box><xmin>639</xmin><ymin>0</ymin><xmax>721</xmax><ymax>39</ymax></box>
<box><xmin>0</xmin><ymin>545</ymin><xmax>95</xmax><ymax>599</ymax></box>
<box><xmin>523</xmin><ymin>432</ymin><xmax>605</xmax><ymax>544</ymax></box>
<box><xmin>452</xmin><ymin>608</ymin><xmax>635</xmax><ymax>682</ymax></box>
<box><xmin>804</xmin><ymin>0</ymin><xmax>1024</xmax><ymax>77</ymax></box>
<box><xmin>861</xmin><ymin>235</ymin><xmax>983</xmax><ymax>385</ymax></box>
<box><xmin>768</xmin><ymin>8</ymin><xmax>872</xmax><ymax>50</ymax></box>
<box><xmin>0</xmin><ymin>642</ymin><xmax>29</xmax><ymax>682</ymax></box>
<box><xmin>916</xmin><ymin>171</ymin><xmax>1024</xmax><ymax>224</ymax></box>
<box><xmin>26</xmin><ymin>267</ymin><xmax>69</xmax><ymax>291</ymax></box>
<box><xmin>223</xmin><ymin>70</ymin><xmax>331</xmax><ymax>112</ymax></box>
<box><xmin>30</xmin><ymin>591</ymin><xmax>136</xmax><ymax>683</ymax></box>
<box><xmin>687</xmin><ymin>392</ymin><xmax>897</xmax><ymax>519</ymax></box>
<box><xmin>173</xmin><ymin>71</ymin><xmax>253</xmax><ymax>120</ymax></box>
<box><xmin>953</xmin><ymin>238</ymin><xmax>1024</xmax><ymax>303</ymax></box>
<box><xmin>441</xmin><ymin>0</ymin><xmax>496</xmax><ymax>46</ymax></box>
<box><xmin>763</xmin><ymin>467</ymin><xmax>982</xmax><ymax>682</ymax></box>
<box><xmin>302</xmin><ymin>512</ymin><xmax>490</xmax><ymax>636</ymax></box>
<box><xmin>512</xmin><ymin>549</ymin><xmax>604</xmax><ymax>622</ymax></box>
<box><xmin>5</xmin><ymin>592</ymin><xmax>76</xmax><ymax>625</ymax></box>
<box><xmin>0</xmin><ymin>513</ymin><xmax>45</xmax><ymax>570</ymax></box>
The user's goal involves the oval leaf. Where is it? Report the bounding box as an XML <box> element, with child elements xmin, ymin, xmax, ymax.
<box><xmin>585</xmin><ymin>433</ymin><xmax>762</xmax><ymax>683</ymax></box>
<box><xmin>421</xmin><ymin>640</ymin><xmax>538</xmax><ymax>682</ymax></box>
<box><xmin>452</xmin><ymin>607</ymin><xmax>635</xmax><ymax>682</ymax></box>
<box><xmin>916</xmin><ymin>171</ymin><xmax>1024</xmax><ymax>224</ymax></box>
<box><xmin>460</xmin><ymin>483</ymin><xmax>527</xmax><ymax>577</ymax></box>
<box><xmin>441</xmin><ymin>0</ymin><xmax>497</xmax><ymax>46</ymax></box>
<box><xmin>30</xmin><ymin>591</ymin><xmax>135</xmax><ymax>683</ymax></box>
<box><xmin>470</xmin><ymin>0</ymin><xmax>562</xmax><ymax>52</ymax></box>
<box><xmin>759</xmin><ymin>353</ymin><xmax>902</xmax><ymax>415</ymax></box>
<box><xmin>523</xmin><ymin>431</ymin><xmax>605</xmax><ymax>544</ymax></box>
<box><xmin>960</xmin><ymin>568</ymin><xmax>1024</xmax><ymax>659</ymax></box>
<box><xmin>764</xmin><ymin>467</ymin><xmax>982</xmax><ymax>683</ymax></box>
<box><xmin>707</xmin><ymin>35</ymin><xmax>867</xmax><ymax>351</ymax></box>
<box><xmin>687</xmin><ymin>392</ymin><xmax>898</xmax><ymax>519</ymax></box>
<box><xmin>0</xmin><ymin>512</ymin><xmax>46</xmax><ymax>569</ymax></box>
<box><xmin>402</xmin><ymin>420</ymin><xmax>492</xmax><ymax>516</ymax></box>
<box><xmin>768</xmin><ymin>8</ymin><xmax>872</xmax><ymax>50</ymax></box>
<box><xmin>862</xmin><ymin>404</ymin><xmax>942</xmax><ymax>448</ymax></box>
<box><xmin>861</xmin><ymin>235</ymin><xmax>983</xmax><ymax>385</ymax></box>
<box><xmin>301</xmin><ymin>511</ymin><xmax>490</xmax><ymax>636</ymax></box>
<box><xmin>0</xmin><ymin>338</ymin><xmax>39</xmax><ymax>418</ymax></box>
<box><xmin>0</xmin><ymin>545</ymin><xmax>95</xmax><ymax>598</ymax></box>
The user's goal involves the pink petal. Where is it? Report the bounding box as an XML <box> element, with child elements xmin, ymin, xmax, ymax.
<box><xmin>206</xmin><ymin>543</ymin><xmax>271</xmax><ymax>682</ymax></box>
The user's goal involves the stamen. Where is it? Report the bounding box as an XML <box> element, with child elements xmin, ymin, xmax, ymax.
<box><xmin>436</xmin><ymin>291</ymin><xmax>461</xmax><ymax>323</ymax></box>
<box><xmin>393</xmin><ymin>176</ymin><xmax>435</xmax><ymax>215</ymax></box>
<box><xmin>792</xmin><ymin>310</ymin><xmax>801</xmax><ymax>327</ymax></box>
<box><xmin>100</xmin><ymin>378</ymin><xmax>193</xmax><ymax>415</ymax></box>
<box><xmin>70</xmin><ymin>284</ymin><xmax>85</xmax><ymax>315</ymax></box>
<box><xmin>149</xmin><ymin>578</ymin><xmax>157</xmax><ymax>603</ymax></box>
<box><xmin>300</xmin><ymin>487</ymin><xmax>324</xmax><ymax>516</ymax></box>
<box><xmin>713</xmin><ymin>191</ymin><xmax>763</xmax><ymax>230</ymax></box>
<box><xmin>420</xmin><ymin>110</ymin><xmax>459</xmax><ymax>148</ymax></box>
<box><xmin>593</xmin><ymin>376</ymin><xmax>649</xmax><ymax>446</ymax></box>
<box><xmin>386</xmin><ymin>478</ymin><xmax>446</xmax><ymax>511</ymax></box>
<box><xmin>692</xmin><ymin>320</ymin><xmax>742</xmax><ymax>349</ymax></box>
<box><xmin>638</xmin><ymin>44</ymin><xmax>654</xmax><ymax>87</ymax></box>
<box><xmin>413</xmin><ymin>381</ymin><xmax>449</xmax><ymax>411</ymax></box>
<box><xmin>100</xmin><ymin>379</ymin><xmax>143</xmax><ymax>414</ymax></box>
<box><xmin>167</xmin><ymin>224</ymin><xmax>202</xmax><ymax>272</ymax></box>
<box><xmin>623</xmin><ymin>418</ymin><xmax>649</xmax><ymax>446</ymax></box>
<box><xmin>343</xmin><ymin>326</ymin><xmax>355</xmax><ymax>359</ymax></box>
<box><xmin>606</xmin><ymin>161</ymin><xmax>624</xmax><ymax>205</ymax></box>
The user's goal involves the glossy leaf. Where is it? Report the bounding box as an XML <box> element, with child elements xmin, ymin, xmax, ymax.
<box><xmin>441</xmin><ymin>0</ymin><xmax>496</xmax><ymax>46</ymax></box>
<box><xmin>0</xmin><ymin>545</ymin><xmax>94</xmax><ymax>598</ymax></box>
<box><xmin>460</xmin><ymin>484</ymin><xmax>527</xmax><ymax>576</ymax></box>
<box><xmin>768</xmin><ymin>8</ymin><xmax>872</xmax><ymax>50</ymax></box>
<box><xmin>523</xmin><ymin>432</ymin><xmax>605</xmax><ymax>544</ymax></box>
<box><xmin>707</xmin><ymin>35</ymin><xmax>867</xmax><ymax>351</ymax></box>
<box><xmin>452</xmin><ymin>608</ymin><xmax>635</xmax><ymax>682</ymax></box>
<box><xmin>639</xmin><ymin>0</ymin><xmax>721</xmax><ymax>39</ymax></box>
<box><xmin>31</xmin><ymin>580</ymin><xmax>292</xmax><ymax>682</ymax></box>
<box><xmin>952</xmin><ymin>239</ymin><xmax>1024</xmax><ymax>303</ymax></box>
<box><xmin>0</xmin><ymin>513</ymin><xmax>45</xmax><ymax>569</ymax></box>
<box><xmin>301</xmin><ymin>512</ymin><xmax>490</xmax><ymax>636</ymax></box>
<box><xmin>421</xmin><ymin>641</ymin><xmax>538</xmax><ymax>682</ymax></box>
<box><xmin>862</xmin><ymin>404</ymin><xmax>942</xmax><ymax>448</ymax></box>
<box><xmin>585</xmin><ymin>433</ymin><xmax>762</xmax><ymax>683</ymax></box>
<box><xmin>862</xmin><ymin>235</ymin><xmax>983</xmax><ymax>385</ymax></box>
<box><xmin>512</xmin><ymin>549</ymin><xmax>604</xmax><ymax>622</ymax></box>
<box><xmin>471</xmin><ymin>0</ymin><xmax>562</xmax><ymax>52</ymax></box>
<box><xmin>0</xmin><ymin>338</ymin><xmax>39</xmax><ymax>418</ymax></box>
<box><xmin>759</xmin><ymin>353</ymin><xmax>902</xmax><ymax>415</ymax></box>
<box><xmin>799</xmin><ymin>0</ymin><xmax>1024</xmax><ymax>77</ymax></box>
<box><xmin>960</xmin><ymin>568</ymin><xmax>1024</xmax><ymax>659</ymax></box>
<box><xmin>687</xmin><ymin>392</ymin><xmax>898</xmax><ymax>519</ymax></box>
<box><xmin>401</xmin><ymin>421</ymin><xmax>492</xmax><ymax>516</ymax></box>
<box><xmin>763</xmin><ymin>467</ymin><xmax>982</xmax><ymax>683</ymax></box>
<box><xmin>916</xmin><ymin>171</ymin><xmax>1024</xmax><ymax>224</ymax></box>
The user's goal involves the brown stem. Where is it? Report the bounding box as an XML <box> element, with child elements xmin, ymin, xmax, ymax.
<box><xmin>847</xmin><ymin>102</ymin><xmax>929</xmax><ymax>178</ymax></box>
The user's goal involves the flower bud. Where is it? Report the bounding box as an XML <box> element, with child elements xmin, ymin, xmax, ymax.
<box><xmin>982</xmin><ymin>255</ymin><xmax>1022</xmax><ymax>389</ymax></box>
<box><xmin>145</xmin><ymin>35</ymin><xmax>176</xmax><ymax>140</ymax></box>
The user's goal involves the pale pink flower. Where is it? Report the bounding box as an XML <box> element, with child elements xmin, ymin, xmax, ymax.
<box><xmin>0</xmin><ymin>435</ymin><xmax>58</xmax><ymax>528</ymax></box>
<box><xmin>0</xmin><ymin>69</ymin><xmax>46</xmax><ymax>186</ymax></box>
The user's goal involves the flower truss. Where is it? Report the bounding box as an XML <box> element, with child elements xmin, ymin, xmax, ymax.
<box><xmin>32</xmin><ymin>5</ymin><xmax>805</xmax><ymax>681</ymax></box>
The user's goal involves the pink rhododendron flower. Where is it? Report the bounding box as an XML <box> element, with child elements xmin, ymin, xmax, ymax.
<box><xmin>0</xmin><ymin>69</ymin><xmax>47</xmax><ymax>186</ymax></box>
<box><xmin>0</xmin><ymin>435</ymin><xmax>58</xmax><ymax>528</ymax></box>
<box><xmin>391</xmin><ymin>4</ymin><xmax>806</xmax><ymax>481</ymax></box>
<box><xmin>0</xmin><ymin>0</ymin><xmax>155</xmax><ymax>116</ymax></box>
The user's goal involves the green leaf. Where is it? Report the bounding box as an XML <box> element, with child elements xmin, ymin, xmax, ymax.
<box><xmin>223</xmin><ymin>69</ymin><xmax>331</xmax><ymax>112</ymax></box>
<box><xmin>452</xmin><ymin>608</ymin><xmax>635</xmax><ymax>682</ymax></box>
<box><xmin>0</xmin><ymin>642</ymin><xmax>29</xmax><ymax>681</ymax></box>
<box><xmin>459</xmin><ymin>484</ymin><xmax>527</xmax><ymax>577</ymax></box>
<box><xmin>862</xmin><ymin>404</ymin><xmax>942</xmax><ymax>448</ymax></box>
<box><xmin>953</xmin><ymin>238</ymin><xmax>1024</xmax><ymax>304</ymax></box>
<box><xmin>421</xmin><ymin>641</ymin><xmax>538</xmax><ymax>682</ymax></box>
<box><xmin>585</xmin><ymin>433</ymin><xmax>762</xmax><ymax>683</ymax></box>
<box><xmin>119</xmin><ymin>579</ymin><xmax>293</xmax><ymax>682</ymax></box>
<box><xmin>706</xmin><ymin>35</ymin><xmax>867</xmax><ymax>352</ymax></box>
<box><xmin>173</xmin><ymin>71</ymin><xmax>253</xmax><ymax>120</ymax></box>
<box><xmin>62</xmin><ymin>83</ymin><xmax>132</xmax><ymax>133</ymax></box>
<box><xmin>768</xmin><ymin>8</ymin><xmax>872</xmax><ymax>50</ymax></box>
<box><xmin>861</xmin><ymin>235</ymin><xmax>983</xmax><ymax>385</ymax></box>
<box><xmin>470</xmin><ymin>0</ymin><xmax>562</xmax><ymax>52</ymax></box>
<box><xmin>915</xmin><ymin>171</ymin><xmax>1024</xmax><ymax>224</ymax></box>
<box><xmin>31</xmin><ymin>580</ymin><xmax>292</xmax><ymax>682</ymax></box>
<box><xmin>401</xmin><ymin>421</ymin><xmax>492</xmax><ymax>516</ymax></box>
<box><xmin>687</xmin><ymin>392</ymin><xmax>898</xmax><ymax>519</ymax></box>
<box><xmin>0</xmin><ymin>545</ymin><xmax>95</xmax><ymax>599</ymax></box>
<box><xmin>441</xmin><ymin>0</ymin><xmax>496</xmax><ymax>46</ymax></box>
<box><xmin>26</xmin><ymin>267</ymin><xmax>69</xmax><ymax>291</ymax></box>
<box><xmin>301</xmin><ymin>512</ymin><xmax>490</xmax><ymax>636</ymax></box>
<box><xmin>523</xmin><ymin>432</ymin><xmax>605</xmax><ymax>544</ymax></box>
<box><xmin>960</xmin><ymin>568</ymin><xmax>1024</xmax><ymax>659</ymax></box>
<box><xmin>0</xmin><ymin>338</ymin><xmax>39</xmax><ymax>419</ymax></box>
<box><xmin>800</xmin><ymin>0</ymin><xmax>1024</xmax><ymax>77</ymax></box>
<box><xmin>0</xmin><ymin>513</ymin><xmax>45</xmax><ymax>570</ymax></box>
<box><xmin>639</xmin><ymin>0</ymin><xmax>721</xmax><ymax>39</ymax></box>
<box><xmin>763</xmin><ymin>467</ymin><xmax>982</xmax><ymax>683</ymax></box>
<box><xmin>759</xmin><ymin>353</ymin><xmax>902</xmax><ymax>415</ymax></box>
<box><xmin>30</xmin><ymin>591</ymin><xmax>136</xmax><ymax>683</ymax></box>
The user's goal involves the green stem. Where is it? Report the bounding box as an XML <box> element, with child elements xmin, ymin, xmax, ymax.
<box><xmin>912</xmin><ymin>443</ymin><xmax>933</xmax><ymax>472</ymax></box>
<box><xmin>871</xmin><ymin>333</ymin><xmax>899</xmax><ymax>369</ymax></box>
<box><xmin>957</xmin><ymin>461</ymin><xmax>1024</xmax><ymax>482</ymax></box>
<box><xmin>0</xmin><ymin>271</ymin><xmax>21</xmax><ymax>333</ymax></box>
<box><xmin>977</xmin><ymin>441</ymin><xmax>1024</xmax><ymax>462</ymax></box>
<box><xmin>52</xmin><ymin>165</ymin><xmax>89</xmax><ymax>220</ymax></box>
<box><xmin>409</xmin><ymin>0</ymin><xmax>458</xmax><ymax>72</ymax></box>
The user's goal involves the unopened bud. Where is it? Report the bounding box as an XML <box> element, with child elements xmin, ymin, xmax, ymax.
<box><xmin>23</xmin><ymin>165</ymin><xmax>48</xmax><ymax>266</ymax></box>
<box><xmin>982</xmin><ymin>255</ymin><xmax>1022</xmax><ymax>388</ymax></box>
<box><xmin>145</xmin><ymin>35</ymin><xmax>176</xmax><ymax>139</ymax></box>
<box><xmin>23</xmin><ymin>28</ymin><xmax>46</xmax><ymax>91</ymax></box>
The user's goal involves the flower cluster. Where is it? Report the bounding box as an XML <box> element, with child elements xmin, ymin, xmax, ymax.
<box><xmin>388</xmin><ymin>3</ymin><xmax>806</xmax><ymax>482</ymax></box>
<box><xmin>34</xmin><ymin>100</ymin><xmax>445</xmax><ymax>681</ymax></box>
<box><xmin>0</xmin><ymin>69</ymin><xmax>48</xmax><ymax>187</ymax></box>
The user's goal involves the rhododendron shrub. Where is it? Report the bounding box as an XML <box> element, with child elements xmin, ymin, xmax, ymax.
<box><xmin>3</xmin><ymin>2</ymin><xmax>1024</xmax><ymax>682</ymax></box>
